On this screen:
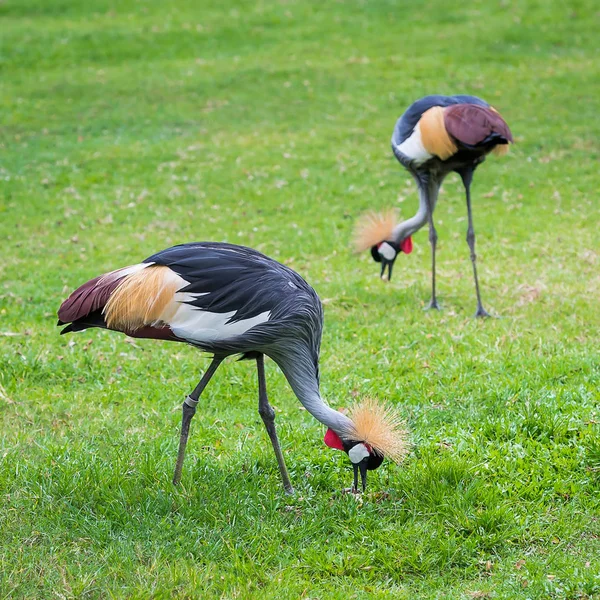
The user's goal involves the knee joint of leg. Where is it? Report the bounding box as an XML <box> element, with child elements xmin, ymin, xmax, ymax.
<box><xmin>466</xmin><ymin>230</ymin><xmax>475</xmax><ymax>245</ymax></box>
<box><xmin>183</xmin><ymin>402</ymin><xmax>197</xmax><ymax>418</ymax></box>
<box><xmin>259</xmin><ymin>404</ymin><xmax>275</xmax><ymax>422</ymax></box>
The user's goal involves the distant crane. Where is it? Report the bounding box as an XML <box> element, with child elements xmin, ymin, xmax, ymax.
<box><xmin>58</xmin><ymin>242</ymin><xmax>407</xmax><ymax>494</ymax></box>
<box><xmin>355</xmin><ymin>95</ymin><xmax>513</xmax><ymax>317</ymax></box>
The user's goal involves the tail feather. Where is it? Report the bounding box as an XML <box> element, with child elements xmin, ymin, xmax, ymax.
<box><xmin>57</xmin><ymin>263</ymin><xmax>185</xmax><ymax>341</ymax></box>
<box><xmin>59</xmin><ymin>311</ymin><xmax>107</xmax><ymax>335</ymax></box>
<box><xmin>58</xmin><ymin>274</ymin><xmax>122</xmax><ymax>325</ymax></box>
<box><xmin>57</xmin><ymin>264</ymin><xmax>148</xmax><ymax>327</ymax></box>
<box><xmin>492</xmin><ymin>142</ymin><xmax>510</xmax><ymax>156</ymax></box>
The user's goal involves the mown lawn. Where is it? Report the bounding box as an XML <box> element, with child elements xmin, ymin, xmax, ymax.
<box><xmin>1</xmin><ymin>0</ymin><xmax>599</xmax><ymax>598</ymax></box>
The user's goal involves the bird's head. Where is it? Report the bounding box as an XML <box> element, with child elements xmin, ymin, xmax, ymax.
<box><xmin>369</xmin><ymin>238</ymin><xmax>413</xmax><ymax>281</ymax></box>
<box><xmin>353</xmin><ymin>210</ymin><xmax>413</xmax><ymax>281</ymax></box>
<box><xmin>323</xmin><ymin>398</ymin><xmax>408</xmax><ymax>493</ymax></box>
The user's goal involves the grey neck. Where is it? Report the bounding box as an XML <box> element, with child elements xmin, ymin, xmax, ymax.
<box><xmin>392</xmin><ymin>176</ymin><xmax>441</xmax><ymax>244</ymax></box>
<box><xmin>268</xmin><ymin>344</ymin><xmax>355</xmax><ymax>438</ymax></box>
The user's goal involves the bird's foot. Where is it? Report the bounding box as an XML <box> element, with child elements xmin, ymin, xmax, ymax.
<box><xmin>474</xmin><ymin>306</ymin><xmax>491</xmax><ymax>318</ymax></box>
<box><xmin>340</xmin><ymin>487</ymin><xmax>362</xmax><ymax>495</ymax></box>
<box><xmin>425</xmin><ymin>299</ymin><xmax>441</xmax><ymax>311</ymax></box>
<box><xmin>283</xmin><ymin>485</ymin><xmax>295</xmax><ymax>496</ymax></box>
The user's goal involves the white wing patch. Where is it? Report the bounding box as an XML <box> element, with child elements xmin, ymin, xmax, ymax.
<box><xmin>167</xmin><ymin>294</ymin><xmax>271</xmax><ymax>343</ymax></box>
<box><xmin>393</xmin><ymin>122</ymin><xmax>433</xmax><ymax>166</ymax></box>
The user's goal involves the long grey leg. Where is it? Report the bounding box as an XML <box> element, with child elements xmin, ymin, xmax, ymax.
<box><xmin>172</xmin><ymin>356</ymin><xmax>223</xmax><ymax>485</ymax></box>
<box><xmin>459</xmin><ymin>168</ymin><xmax>490</xmax><ymax>318</ymax></box>
<box><xmin>426</xmin><ymin>212</ymin><xmax>439</xmax><ymax>310</ymax></box>
<box><xmin>421</xmin><ymin>178</ymin><xmax>440</xmax><ymax>310</ymax></box>
<box><xmin>256</xmin><ymin>354</ymin><xmax>294</xmax><ymax>495</ymax></box>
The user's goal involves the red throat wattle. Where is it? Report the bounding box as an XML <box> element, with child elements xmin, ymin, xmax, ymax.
<box><xmin>324</xmin><ymin>428</ymin><xmax>345</xmax><ymax>451</ymax></box>
<box><xmin>400</xmin><ymin>236</ymin><xmax>413</xmax><ymax>254</ymax></box>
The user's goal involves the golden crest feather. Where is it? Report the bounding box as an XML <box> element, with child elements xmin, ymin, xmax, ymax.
<box><xmin>348</xmin><ymin>398</ymin><xmax>409</xmax><ymax>463</ymax></box>
<box><xmin>353</xmin><ymin>209</ymin><xmax>397</xmax><ymax>253</ymax></box>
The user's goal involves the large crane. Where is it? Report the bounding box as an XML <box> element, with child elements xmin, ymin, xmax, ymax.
<box><xmin>58</xmin><ymin>242</ymin><xmax>407</xmax><ymax>494</ymax></box>
<box><xmin>355</xmin><ymin>95</ymin><xmax>513</xmax><ymax>316</ymax></box>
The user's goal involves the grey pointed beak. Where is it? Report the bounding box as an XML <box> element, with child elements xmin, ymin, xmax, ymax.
<box><xmin>352</xmin><ymin>458</ymin><xmax>370</xmax><ymax>493</ymax></box>
<box><xmin>380</xmin><ymin>259</ymin><xmax>394</xmax><ymax>281</ymax></box>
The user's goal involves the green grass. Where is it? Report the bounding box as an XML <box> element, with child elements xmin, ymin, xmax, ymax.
<box><xmin>1</xmin><ymin>0</ymin><xmax>599</xmax><ymax>597</ymax></box>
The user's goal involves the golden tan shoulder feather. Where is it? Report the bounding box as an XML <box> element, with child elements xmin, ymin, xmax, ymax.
<box><xmin>104</xmin><ymin>265</ymin><xmax>182</xmax><ymax>331</ymax></box>
<box><xmin>348</xmin><ymin>398</ymin><xmax>409</xmax><ymax>463</ymax></box>
<box><xmin>353</xmin><ymin>209</ymin><xmax>397</xmax><ymax>253</ymax></box>
<box><xmin>420</xmin><ymin>106</ymin><xmax>458</xmax><ymax>160</ymax></box>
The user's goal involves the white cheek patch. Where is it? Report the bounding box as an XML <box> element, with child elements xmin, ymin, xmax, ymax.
<box><xmin>348</xmin><ymin>443</ymin><xmax>370</xmax><ymax>464</ymax></box>
<box><xmin>378</xmin><ymin>242</ymin><xmax>397</xmax><ymax>262</ymax></box>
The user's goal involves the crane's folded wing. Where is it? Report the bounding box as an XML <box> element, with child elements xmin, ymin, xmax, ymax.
<box><xmin>444</xmin><ymin>104</ymin><xmax>513</xmax><ymax>147</ymax></box>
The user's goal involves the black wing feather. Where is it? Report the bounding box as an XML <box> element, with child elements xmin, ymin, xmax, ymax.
<box><xmin>144</xmin><ymin>242</ymin><xmax>318</xmax><ymax>323</ymax></box>
<box><xmin>144</xmin><ymin>242</ymin><xmax>323</xmax><ymax>361</ymax></box>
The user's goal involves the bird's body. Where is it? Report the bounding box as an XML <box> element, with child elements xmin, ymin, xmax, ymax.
<box><xmin>355</xmin><ymin>94</ymin><xmax>513</xmax><ymax>316</ymax></box>
<box><xmin>391</xmin><ymin>94</ymin><xmax>502</xmax><ymax>167</ymax></box>
<box><xmin>60</xmin><ymin>242</ymin><xmax>323</xmax><ymax>363</ymax></box>
<box><xmin>58</xmin><ymin>242</ymin><xmax>407</xmax><ymax>493</ymax></box>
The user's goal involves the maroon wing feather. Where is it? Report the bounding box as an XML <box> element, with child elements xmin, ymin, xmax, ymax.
<box><xmin>57</xmin><ymin>267</ymin><xmax>182</xmax><ymax>342</ymax></box>
<box><xmin>57</xmin><ymin>273</ymin><xmax>123</xmax><ymax>324</ymax></box>
<box><xmin>444</xmin><ymin>104</ymin><xmax>513</xmax><ymax>147</ymax></box>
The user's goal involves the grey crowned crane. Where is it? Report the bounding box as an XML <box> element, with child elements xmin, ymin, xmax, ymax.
<box><xmin>354</xmin><ymin>94</ymin><xmax>513</xmax><ymax>317</ymax></box>
<box><xmin>57</xmin><ymin>242</ymin><xmax>407</xmax><ymax>494</ymax></box>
